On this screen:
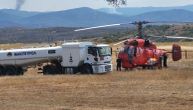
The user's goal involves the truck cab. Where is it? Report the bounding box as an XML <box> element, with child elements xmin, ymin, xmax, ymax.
<box><xmin>60</xmin><ymin>42</ymin><xmax>112</xmax><ymax>74</ymax></box>
<box><xmin>84</xmin><ymin>44</ymin><xmax>112</xmax><ymax>73</ymax></box>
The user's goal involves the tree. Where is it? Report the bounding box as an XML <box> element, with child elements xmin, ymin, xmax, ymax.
<box><xmin>106</xmin><ymin>0</ymin><xmax>126</xmax><ymax>6</ymax></box>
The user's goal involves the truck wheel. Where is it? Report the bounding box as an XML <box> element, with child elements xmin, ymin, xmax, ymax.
<box><xmin>0</xmin><ymin>66</ymin><xmax>5</xmax><ymax>76</ymax></box>
<box><xmin>82</xmin><ymin>64</ymin><xmax>93</xmax><ymax>74</ymax></box>
<box><xmin>43</xmin><ymin>65</ymin><xmax>61</xmax><ymax>75</ymax></box>
<box><xmin>43</xmin><ymin>65</ymin><xmax>50</xmax><ymax>75</ymax></box>
<box><xmin>16</xmin><ymin>67</ymin><xmax>24</xmax><ymax>75</ymax></box>
<box><xmin>5</xmin><ymin>66</ymin><xmax>16</xmax><ymax>76</ymax></box>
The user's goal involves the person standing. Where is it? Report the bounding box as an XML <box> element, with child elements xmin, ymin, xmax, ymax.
<box><xmin>116</xmin><ymin>58</ymin><xmax>122</xmax><ymax>71</ymax></box>
<box><xmin>163</xmin><ymin>53</ymin><xmax>168</xmax><ymax>68</ymax></box>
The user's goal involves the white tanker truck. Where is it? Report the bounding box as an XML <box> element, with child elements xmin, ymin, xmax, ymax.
<box><xmin>0</xmin><ymin>42</ymin><xmax>112</xmax><ymax>75</ymax></box>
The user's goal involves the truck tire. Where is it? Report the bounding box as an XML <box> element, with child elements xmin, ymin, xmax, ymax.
<box><xmin>0</xmin><ymin>66</ymin><xmax>5</xmax><ymax>76</ymax></box>
<box><xmin>43</xmin><ymin>65</ymin><xmax>61</xmax><ymax>75</ymax></box>
<box><xmin>5</xmin><ymin>66</ymin><xmax>16</xmax><ymax>76</ymax></box>
<box><xmin>16</xmin><ymin>67</ymin><xmax>24</xmax><ymax>75</ymax></box>
<box><xmin>43</xmin><ymin>65</ymin><xmax>51</xmax><ymax>75</ymax></box>
<box><xmin>81</xmin><ymin>64</ymin><xmax>93</xmax><ymax>74</ymax></box>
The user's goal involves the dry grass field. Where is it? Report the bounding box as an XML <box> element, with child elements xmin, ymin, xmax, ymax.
<box><xmin>0</xmin><ymin>42</ymin><xmax>193</xmax><ymax>110</ymax></box>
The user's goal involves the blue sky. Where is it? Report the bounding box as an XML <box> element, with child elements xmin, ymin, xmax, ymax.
<box><xmin>1</xmin><ymin>0</ymin><xmax>193</xmax><ymax>11</ymax></box>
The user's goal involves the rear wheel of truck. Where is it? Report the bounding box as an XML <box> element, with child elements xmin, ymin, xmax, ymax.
<box><xmin>5</xmin><ymin>66</ymin><xmax>16</xmax><ymax>76</ymax></box>
<box><xmin>43</xmin><ymin>65</ymin><xmax>61</xmax><ymax>75</ymax></box>
<box><xmin>16</xmin><ymin>67</ymin><xmax>24</xmax><ymax>75</ymax></box>
<box><xmin>43</xmin><ymin>65</ymin><xmax>50</xmax><ymax>75</ymax></box>
<box><xmin>0</xmin><ymin>66</ymin><xmax>5</xmax><ymax>76</ymax></box>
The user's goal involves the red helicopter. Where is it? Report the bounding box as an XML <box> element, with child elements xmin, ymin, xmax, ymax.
<box><xmin>114</xmin><ymin>21</ymin><xmax>184</xmax><ymax>70</ymax></box>
<box><xmin>75</xmin><ymin>21</ymin><xmax>193</xmax><ymax>70</ymax></box>
<box><xmin>116</xmin><ymin>37</ymin><xmax>182</xmax><ymax>70</ymax></box>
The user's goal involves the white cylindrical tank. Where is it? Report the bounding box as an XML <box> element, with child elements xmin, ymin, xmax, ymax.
<box><xmin>0</xmin><ymin>46</ymin><xmax>63</xmax><ymax>66</ymax></box>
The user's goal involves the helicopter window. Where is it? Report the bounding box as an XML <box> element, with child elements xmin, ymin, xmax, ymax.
<box><xmin>48</xmin><ymin>50</ymin><xmax>56</xmax><ymax>54</ymax></box>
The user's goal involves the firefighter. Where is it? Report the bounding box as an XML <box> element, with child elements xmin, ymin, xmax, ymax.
<box><xmin>158</xmin><ymin>56</ymin><xmax>163</xmax><ymax>69</ymax></box>
<box><xmin>163</xmin><ymin>53</ymin><xmax>168</xmax><ymax>68</ymax></box>
<box><xmin>116</xmin><ymin>58</ymin><xmax>122</xmax><ymax>71</ymax></box>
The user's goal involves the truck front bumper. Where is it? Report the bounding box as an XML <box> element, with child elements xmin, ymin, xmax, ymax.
<box><xmin>92</xmin><ymin>64</ymin><xmax>113</xmax><ymax>74</ymax></box>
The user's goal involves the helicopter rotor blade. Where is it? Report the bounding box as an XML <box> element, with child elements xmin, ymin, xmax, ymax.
<box><xmin>74</xmin><ymin>21</ymin><xmax>185</xmax><ymax>32</ymax></box>
<box><xmin>131</xmin><ymin>21</ymin><xmax>154</xmax><ymax>25</ymax></box>
<box><xmin>147</xmin><ymin>35</ymin><xmax>165</xmax><ymax>42</ymax></box>
<box><xmin>148</xmin><ymin>35</ymin><xmax>165</xmax><ymax>38</ymax></box>
<box><xmin>113</xmin><ymin>39</ymin><xmax>128</xmax><ymax>46</ymax></box>
<box><xmin>149</xmin><ymin>35</ymin><xmax>193</xmax><ymax>40</ymax></box>
<box><xmin>155</xmin><ymin>21</ymin><xmax>193</xmax><ymax>24</ymax></box>
<box><xmin>74</xmin><ymin>21</ymin><xmax>153</xmax><ymax>32</ymax></box>
<box><xmin>75</xmin><ymin>21</ymin><xmax>193</xmax><ymax>32</ymax></box>
<box><xmin>165</xmin><ymin>36</ymin><xmax>193</xmax><ymax>40</ymax></box>
<box><xmin>74</xmin><ymin>23</ymin><xmax>123</xmax><ymax>32</ymax></box>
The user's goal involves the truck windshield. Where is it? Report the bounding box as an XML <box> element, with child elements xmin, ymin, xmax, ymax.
<box><xmin>98</xmin><ymin>47</ymin><xmax>111</xmax><ymax>56</ymax></box>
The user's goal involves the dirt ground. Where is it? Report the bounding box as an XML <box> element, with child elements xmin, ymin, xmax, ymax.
<box><xmin>0</xmin><ymin>42</ymin><xmax>193</xmax><ymax>110</ymax></box>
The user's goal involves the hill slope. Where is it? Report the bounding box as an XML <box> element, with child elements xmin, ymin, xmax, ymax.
<box><xmin>99</xmin><ymin>4</ymin><xmax>193</xmax><ymax>17</ymax></box>
<box><xmin>21</xmin><ymin>7</ymin><xmax>129</xmax><ymax>27</ymax></box>
<box><xmin>0</xmin><ymin>9</ymin><xmax>39</xmax><ymax>27</ymax></box>
<box><xmin>129</xmin><ymin>9</ymin><xmax>193</xmax><ymax>22</ymax></box>
<box><xmin>1</xmin><ymin>7</ymin><xmax>193</xmax><ymax>28</ymax></box>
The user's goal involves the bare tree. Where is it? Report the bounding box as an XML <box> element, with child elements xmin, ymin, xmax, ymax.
<box><xmin>106</xmin><ymin>0</ymin><xmax>126</xmax><ymax>6</ymax></box>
